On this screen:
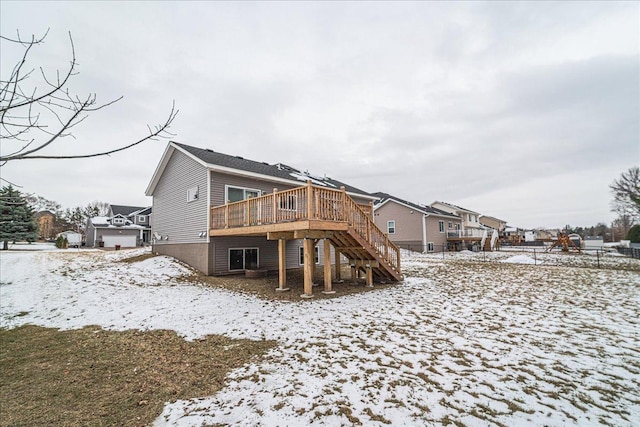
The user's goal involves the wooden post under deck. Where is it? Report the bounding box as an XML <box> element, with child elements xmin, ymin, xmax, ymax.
<box><xmin>302</xmin><ymin>238</ymin><xmax>314</xmax><ymax>298</ymax></box>
<box><xmin>334</xmin><ymin>248</ymin><xmax>341</xmax><ymax>281</ymax></box>
<box><xmin>365</xmin><ymin>264</ymin><xmax>373</xmax><ymax>287</ymax></box>
<box><xmin>351</xmin><ymin>263</ymin><xmax>357</xmax><ymax>284</ymax></box>
<box><xmin>323</xmin><ymin>238</ymin><xmax>335</xmax><ymax>294</ymax></box>
<box><xmin>276</xmin><ymin>238</ymin><xmax>289</xmax><ymax>292</ymax></box>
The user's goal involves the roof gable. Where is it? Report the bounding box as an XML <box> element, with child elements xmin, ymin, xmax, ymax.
<box><xmin>373</xmin><ymin>192</ymin><xmax>460</xmax><ymax>218</ymax></box>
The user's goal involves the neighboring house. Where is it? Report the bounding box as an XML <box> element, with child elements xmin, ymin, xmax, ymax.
<box><xmin>503</xmin><ymin>227</ymin><xmax>524</xmax><ymax>245</ymax></box>
<box><xmin>479</xmin><ymin>215</ymin><xmax>507</xmax><ymax>235</ymax></box>
<box><xmin>430</xmin><ymin>201</ymin><xmax>496</xmax><ymax>250</ymax></box>
<box><xmin>109</xmin><ymin>205</ymin><xmax>152</xmax><ymax>244</ymax></box>
<box><xmin>534</xmin><ymin>229</ymin><xmax>555</xmax><ymax>242</ymax></box>
<box><xmin>372</xmin><ymin>192</ymin><xmax>461</xmax><ymax>252</ymax></box>
<box><xmin>145</xmin><ymin>142</ymin><xmax>402</xmax><ymax>297</ymax></box>
<box><xmin>85</xmin><ymin>215</ymin><xmax>145</xmax><ymax>248</ymax></box>
<box><xmin>34</xmin><ymin>210</ymin><xmax>56</xmax><ymax>240</ymax></box>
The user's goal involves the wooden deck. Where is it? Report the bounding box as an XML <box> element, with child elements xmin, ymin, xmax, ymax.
<box><xmin>210</xmin><ymin>181</ymin><xmax>402</xmax><ymax>296</ymax></box>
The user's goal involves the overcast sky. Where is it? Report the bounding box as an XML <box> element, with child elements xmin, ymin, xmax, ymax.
<box><xmin>1</xmin><ymin>1</ymin><xmax>638</xmax><ymax>229</ymax></box>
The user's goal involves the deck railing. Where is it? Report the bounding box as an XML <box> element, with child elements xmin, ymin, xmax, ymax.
<box><xmin>447</xmin><ymin>228</ymin><xmax>487</xmax><ymax>239</ymax></box>
<box><xmin>210</xmin><ymin>181</ymin><xmax>400</xmax><ymax>273</ymax></box>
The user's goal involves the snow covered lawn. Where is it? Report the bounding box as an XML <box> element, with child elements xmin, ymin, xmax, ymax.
<box><xmin>1</xmin><ymin>248</ymin><xmax>639</xmax><ymax>426</ymax></box>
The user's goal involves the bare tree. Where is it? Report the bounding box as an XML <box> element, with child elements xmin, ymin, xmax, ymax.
<box><xmin>610</xmin><ymin>166</ymin><xmax>640</xmax><ymax>221</ymax></box>
<box><xmin>0</xmin><ymin>29</ymin><xmax>178</xmax><ymax>167</ymax></box>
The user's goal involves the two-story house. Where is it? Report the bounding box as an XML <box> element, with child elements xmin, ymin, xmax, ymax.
<box><xmin>430</xmin><ymin>201</ymin><xmax>498</xmax><ymax>251</ymax></box>
<box><xmin>109</xmin><ymin>205</ymin><xmax>152</xmax><ymax>244</ymax></box>
<box><xmin>85</xmin><ymin>214</ymin><xmax>146</xmax><ymax>248</ymax></box>
<box><xmin>145</xmin><ymin>142</ymin><xmax>402</xmax><ymax>297</ymax></box>
<box><xmin>372</xmin><ymin>192</ymin><xmax>462</xmax><ymax>252</ymax></box>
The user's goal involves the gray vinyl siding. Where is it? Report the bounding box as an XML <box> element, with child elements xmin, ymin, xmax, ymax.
<box><xmin>210</xmin><ymin>172</ymin><xmax>296</xmax><ymax>206</ymax></box>
<box><xmin>152</xmin><ymin>150</ymin><xmax>209</xmax><ymax>244</ymax></box>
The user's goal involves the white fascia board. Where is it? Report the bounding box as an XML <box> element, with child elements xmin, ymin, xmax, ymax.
<box><xmin>145</xmin><ymin>143</ymin><xmax>177</xmax><ymax>196</ymax></box>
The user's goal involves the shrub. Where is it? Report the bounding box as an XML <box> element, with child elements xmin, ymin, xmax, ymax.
<box><xmin>55</xmin><ymin>236</ymin><xmax>68</xmax><ymax>249</ymax></box>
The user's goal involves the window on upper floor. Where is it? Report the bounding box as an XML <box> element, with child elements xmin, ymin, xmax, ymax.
<box><xmin>187</xmin><ymin>186</ymin><xmax>199</xmax><ymax>203</ymax></box>
<box><xmin>439</xmin><ymin>220</ymin><xmax>445</xmax><ymax>233</ymax></box>
<box><xmin>137</xmin><ymin>215</ymin><xmax>146</xmax><ymax>223</ymax></box>
<box><xmin>387</xmin><ymin>220</ymin><xmax>396</xmax><ymax>234</ymax></box>
<box><xmin>226</xmin><ymin>185</ymin><xmax>260</xmax><ymax>203</ymax></box>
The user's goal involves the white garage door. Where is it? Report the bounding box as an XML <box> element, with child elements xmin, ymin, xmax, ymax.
<box><xmin>102</xmin><ymin>235</ymin><xmax>137</xmax><ymax>248</ymax></box>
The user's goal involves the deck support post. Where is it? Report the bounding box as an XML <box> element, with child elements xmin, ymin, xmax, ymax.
<box><xmin>350</xmin><ymin>263</ymin><xmax>357</xmax><ymax>285</ymax></box>
<box><xmin>334</xmin><ymin>248</ymin><xmax>341</xmax><ymax>281</ymax></box>
<box><xmin>301</xmin><ymin>238</ymin><xmax>314</xmax><ymax>298</ymax></box>
<box><xmin>276</xmin><ymin>237</ymin><xmax>289</xmax><ymax>292</ymax></box>
<box><xmin>322</xmin><ymin>238</ymin><xmax>335</xmax><ymax>294</ymax></box>
<box><xmin>365</xmin><ymin>264</ymin><xmax>373</xmax><ymax>287</ymax></box>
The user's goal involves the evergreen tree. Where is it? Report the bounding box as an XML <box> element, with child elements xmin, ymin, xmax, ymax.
<box><xmin>0</xmin><ymin>186</ymin><xmax>38</xmax><ymax>249</ymax></box>
<box><xmin>627</xmin><ymin>225</ymin><xmax>640</xmax><ymax>243</ymax></box>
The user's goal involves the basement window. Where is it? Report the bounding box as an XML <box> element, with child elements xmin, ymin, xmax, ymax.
<box><xmin>299</xmin><ymin>246</ymin><xmax>319</xmax><ymax>265</ymax></box>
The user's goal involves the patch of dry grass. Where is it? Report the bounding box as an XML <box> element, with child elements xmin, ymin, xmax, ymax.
<box><xmin>119</xmin><ymin>253</ymin><xmax>159</xmax><ymax>264</ymax></box>
<box><xmin>0</xmin><ymin>325</ymin><xmax>275</xmax><ymax>427</ymax></box>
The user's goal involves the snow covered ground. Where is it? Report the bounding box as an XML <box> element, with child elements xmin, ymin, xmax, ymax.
<box><xmin>1</xmin><ymin>247</ymin><xmax>639</xmax><ymax>426</ymax></box>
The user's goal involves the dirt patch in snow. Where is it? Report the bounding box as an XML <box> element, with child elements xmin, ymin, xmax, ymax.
<box><xmin>183</xmin><ymin>265</ymin><xmax>398</xmax><ymax>301</ymax></box>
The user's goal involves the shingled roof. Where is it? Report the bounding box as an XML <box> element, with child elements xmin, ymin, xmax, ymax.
<box><xmin>171</xmin><ymin>142</ymin><xmax>374</xmax><ymax>198</ymax></box>
<box><xmin>372</xmin><ymin>192</ymin><xmax>460</xmax><ymax>218</ymax></box>
<box><xmin>110</xmin><ymin>205</ymin><xmax>147</xmax><ymax>217</ymax></box>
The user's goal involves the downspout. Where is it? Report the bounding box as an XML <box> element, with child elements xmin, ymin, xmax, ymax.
<box><xmin>422</xmin><ymin>214</ymin><xmax>428</xmax><ymax>253</ymax></box>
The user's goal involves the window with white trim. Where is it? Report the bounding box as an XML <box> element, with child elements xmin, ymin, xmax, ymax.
<box><xmin>427</xmin><ymin>242</ymin><xmax>434</xmax><ymax>252</ymax></box>
<box><xmin>138</xmin><ymin>215</ymin><xmax>146</xmax><ymax>223</ymax></box>
<box><xmin>226</xmin><ymin>185</ymin><xmax>260</xmax><ymax>203</ymax></box>
<box><xmin>299</xmin><ymin>246</ymin><xmax>319</xmax><ymax>265</ymax></box>
<box><xmin>439</xmin><ymin>220</ymin><xmax>445</xmax><ymax>233</ymax></box>
<box><xmin>448</xmin><ymin>221</ymin><xmax>453</xmax><ymax>229</ymax></box>
<box><xmin>387</xmin><ymin>220</ymin><xmax>396</xmax><ymax>234</ymax></box>
<box><xmin>229</xmin><ymin>248</ymin><xmax>259</xmax><ymax>271</ymax></box>
<box><xmin>187</xmin><ymin>186</ymin><xmax>199</xmax><ymax>203</ymax></box>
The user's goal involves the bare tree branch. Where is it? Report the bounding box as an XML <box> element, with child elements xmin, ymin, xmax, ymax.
<box><xmin>0</xmin><ymin>29</ymin><xmax>178</xmax><ymax>164</ymax></box>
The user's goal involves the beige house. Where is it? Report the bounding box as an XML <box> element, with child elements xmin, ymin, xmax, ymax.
<box><xmin>430</xmin><ymin>201</ymin><xmax>500</xmax><ymax>251</ymax></box>
<box><xmin>479</xmin><ymin>215</ymin><xmax>507</xmax><ymax>234</ymax></box>
<box><xmin>373</xmin><ymin>193</ymin><xmax>462</xmax><ymax>252</ymax></box>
